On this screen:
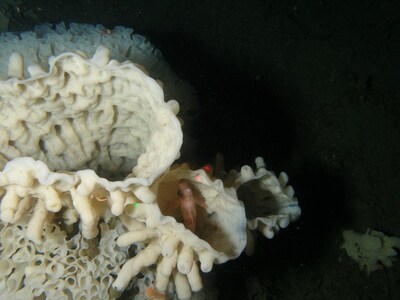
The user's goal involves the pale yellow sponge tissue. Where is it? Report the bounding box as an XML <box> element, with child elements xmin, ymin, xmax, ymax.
<box><xmin>0</xmin><ymin>45</ymin><xmax>182</xmax><ymax>184</ymax></box>
<box><xmin>0</xmin><ymin>43</ymin><xmax>182</xmax><ymax>243</ymax></box>
<box><xmin>342</xmin><ymin>229</ymin><xmax>400</xmax><ymax>273</ymax></box>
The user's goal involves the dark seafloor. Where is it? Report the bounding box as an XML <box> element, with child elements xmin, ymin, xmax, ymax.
<box><xmin>0</xmin><ymin>0</ymin><xmax>399</xmax><ymax>299</ymax></box>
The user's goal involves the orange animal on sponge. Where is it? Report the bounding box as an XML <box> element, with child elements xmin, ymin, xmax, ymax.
<box><xmin>177</xmin><ymin>179</ymin><xmax>207</xmax><ymax>233</ymax></box>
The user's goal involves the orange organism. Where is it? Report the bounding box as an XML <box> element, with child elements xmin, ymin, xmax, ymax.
<box><xmin>145</xmin><ymin>286</ymin><xmax>166</xmax><ymax>300</ymax></box>
<box><xmin>163</xmin><ymin>178</ymin><xmax>208</xmax><ymax>233</ymax></box>
<box><xmin>163</xmin><ymin>179</ymin><xmax>207</xmax><ymax>233</ymax></box>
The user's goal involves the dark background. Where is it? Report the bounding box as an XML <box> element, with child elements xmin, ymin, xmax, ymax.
<box><xmin>1</xmin><ymin>0</ymin><xmax>399</xmax><ymax>299</ymax></box>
